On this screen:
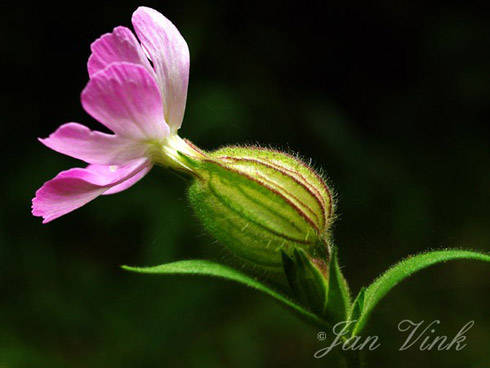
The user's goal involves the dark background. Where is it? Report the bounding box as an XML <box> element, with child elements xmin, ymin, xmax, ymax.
<box><xmin>1</xmin><ymin>1</ymin><xmax>489</xmax><ymax>367</ymax></box>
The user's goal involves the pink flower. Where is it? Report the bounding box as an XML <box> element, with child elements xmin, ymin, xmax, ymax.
<box><xmin>32</xmin><ymin>7</ymin><xmax>194</xmax><ymax>223</ymax></box>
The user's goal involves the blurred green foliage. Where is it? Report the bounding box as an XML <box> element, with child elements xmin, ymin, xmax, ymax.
<box><xmin>1</xmin><ymin>1</ymin><xmax>489</xmax><ymax>367</ymax></box>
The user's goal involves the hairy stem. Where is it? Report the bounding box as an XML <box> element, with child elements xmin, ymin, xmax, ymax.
<box><xmin>341</xmin><ymin>350</ymin><xmax>364</xmax><ymax>368</ymax></box>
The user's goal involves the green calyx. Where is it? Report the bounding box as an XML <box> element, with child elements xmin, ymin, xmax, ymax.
<box><xmin>185</xmin><ymin>144</ymin><xmax>334</xmax><ymax>271</ymax></box>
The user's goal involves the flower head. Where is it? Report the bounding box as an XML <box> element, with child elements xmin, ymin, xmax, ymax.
<box><xmin>32</xmin><ymin>7</ymin><xmax>193</xmax><ymax>223</ymax></box>
<box><xmin>32</xmin><ymin>6</ymin><xmax>336</xmax><ymax>277</ymax></box>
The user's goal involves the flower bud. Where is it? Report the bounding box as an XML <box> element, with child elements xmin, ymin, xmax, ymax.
<box><xmin>185</xmin><ymin>144</ymin><xmax>334</xmax><ymax>272</ymax></box>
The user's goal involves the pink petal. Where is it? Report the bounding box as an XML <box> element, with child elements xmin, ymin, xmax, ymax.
<box><xmin>101</xmin><ymin>164</ymin><xmax>152</xmax><ymax>195</ymax></box>
<box><xmin>81</xmin><ymin>62</ymin><xmax>169</xmax><ymax>141</ymax></box>
<box><xmin>32</xmin><ymin>158</ymin><xmax>151</xmax><ymax>223</ymax></box>
<box><xmin>87</xmin><ymin>26</ymin><xmax>154</xmax><ymax>78</ymax></box>
<box><xmin>39</xmin><ymin>123</ymin><xmax>149</xmax><ymax>165</ymax></box>
<box><xmin>132</xmin><ymin>7</ymin><xmax>189</xmax><ymax>132</ymax></box>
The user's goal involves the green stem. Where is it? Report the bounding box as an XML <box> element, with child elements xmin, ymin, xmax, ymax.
<box><xmin>341</xmin><ymin>350</ymin><xmax>363</xmax><ymax>368</ymax></box>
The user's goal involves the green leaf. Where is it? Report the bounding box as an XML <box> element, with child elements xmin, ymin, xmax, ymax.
<box><xmin>349</xmin><ymin>287</ymin><xmax>366</xmax><ymax>322</ymax></box>
<box><xmin>281</xmin><ymin>249</ymin><xmax>328</xmax><ymax>315</ymax></box>
<box><xmin>352</xmin><ymin>249</ymin><xmax>490</xmax><ymax>335</ymax></box>
<box><xmin>344</xmin><ymin>287</ymin><xmax>366</xmax><ymax>336</ymax></box>
<box><xmin>123</xmin><ymin>259</ymin><xmax>330</xmax><ymax>328</ymax></box>
<box><xmin>324</xmin><ymin>247</ymin><xmax>351</xmax><ymax>323</ymax></box>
